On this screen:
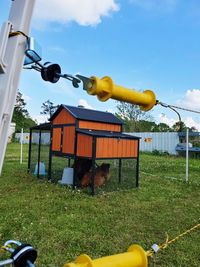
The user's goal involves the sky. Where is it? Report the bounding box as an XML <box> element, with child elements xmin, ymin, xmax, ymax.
<box><xmin>1</xmin><ymin>0</ymin><xmax>200</xmax><ymax>129</ymax></box>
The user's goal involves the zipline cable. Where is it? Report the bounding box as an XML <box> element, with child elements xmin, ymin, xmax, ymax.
<box><xmin>157</xmin><ymin>101</ymin><xmax>183</xmax><ymax>131</ymax></box>
<box><xmin>157</xmin><ymin>101</ymin><xmax>200</xmax><ymax>115</ymax></box>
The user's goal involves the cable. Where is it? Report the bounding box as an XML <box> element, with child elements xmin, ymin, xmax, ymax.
<box><xmin>169</xmin><ymin>104</ymin><xmax>200</xmax><ymax>114</ymax></box>
<box><xmin>157</xmin><ymin>101</ymin><xmax>183</xmax><ymax>131</ymax></box>
<box><xmin>157</xmin><ymin>101</ymin><xmax>200</xmax><ymax>115</ymax></box>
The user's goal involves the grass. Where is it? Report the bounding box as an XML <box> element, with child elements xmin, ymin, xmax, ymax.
<box><xmin>0</xmin><ymin>143</ymin><xmax>200</xmax><ymax>267</ymax></box>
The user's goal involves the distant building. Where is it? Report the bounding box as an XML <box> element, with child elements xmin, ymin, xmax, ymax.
<box><xmin>127</xmin><ymin>132</ymin><xmax>179</xmax><ymax>155</ymax></box>
<box><xmin>126</xmin><ymin>132</ymin><xmax>200</xmax><ymax>156</ymax></box>
<box><xmin>8</xmin><ymin>123</ymin><xmax>16</xmax><ymax>143</ymax></box>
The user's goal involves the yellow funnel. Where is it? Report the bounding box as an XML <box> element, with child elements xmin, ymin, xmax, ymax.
<box><xmin>64</xmin><ymin>245</ymin><xmax>148</xmax><ymax>267</ymax></box>
<box><xmin>87</xmin><ymin>76</ymin><xmax>156</xmax><ymax>111</ymax></box>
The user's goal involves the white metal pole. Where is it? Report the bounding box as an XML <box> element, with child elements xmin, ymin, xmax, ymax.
<box><xmin>20</xmin><ymin>128</ymin><xmax>23</xmax><ymax>164</ymax></box>
<box><xmin>185</xmin><ymin>128</ymin><xmax>189</xmax><ymax>182</ymax></box>
<box><xmin>0</xmin><ymin>0</ymin><xmax>36</xmax><ymax>175</ymax></box>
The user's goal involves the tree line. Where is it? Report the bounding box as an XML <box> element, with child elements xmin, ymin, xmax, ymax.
<box><xmin>13</xmin><ymin>92</ymin><xmax>198</xmax><ymax>133</ymax></box>
<box><xmin>115</xmin><ymin>102</ymin><xmax>197</xmax><ymax>132</ymax></box>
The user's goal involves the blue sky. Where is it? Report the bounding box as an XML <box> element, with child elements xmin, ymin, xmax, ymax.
<box><xmin>1</xmin><ymin>0</ymin><xmax>200</xmax><ymax>129</ymax></box>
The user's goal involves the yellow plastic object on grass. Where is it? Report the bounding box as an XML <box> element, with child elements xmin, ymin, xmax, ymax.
<box><xmin>87</xmin><ymin>76</ymin><xmax>156</xmax><ymax>111</ymax></box>
<box><xmin>64</xmin><ymin>244</ymin><xmax>148</xmax><ymax>267</ymax></box>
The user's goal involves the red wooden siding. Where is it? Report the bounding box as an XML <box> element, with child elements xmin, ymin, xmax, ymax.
<box><xmin>62</xmin><ymin>126</ymin><xmax>75</xmax><ymax>154</ymax></box>
<box><xmin>96</xmin><ymin>138</ymin><xmax>138</xmax><ymax>158</ymax></box>
<box><xmin>53</xmin><ymin>109</ymin><xmax>75</xmax><ymax>125</ymax></box>
<box><xmin>76</xmin><ymin>134</ymin><xmax>92</xmax><ymax>157</ymax></box>
<box><xmin>52</xmin><ymin>128</ymin><xmax>61</xmax><ymax>151</ymax></box>
<box><xmin>79</xmin><ymin>120</ymin><xmax>121</xmax><ymax>132</ymax></box>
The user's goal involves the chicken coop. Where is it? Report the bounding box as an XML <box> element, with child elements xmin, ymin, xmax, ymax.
<box><xmin>28</xmin><ymin>105</ymin><xmax>140</xmax><ymax>194</ymax></box>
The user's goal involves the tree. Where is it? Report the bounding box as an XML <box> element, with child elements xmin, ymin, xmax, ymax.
<box><xmin>189</xmin><ymin>126</ymin><xmax>198</xmax><ymax>132</ymax></box>
<box><xmin>157</xmin><ymin>122</ymin><xmax>172</xmax><ymax>132</ymax></box>
<box><xmin>14</xmin><ymin>91</ymin><xmax>29</xmax><ymax>117</ymax></box>
<box><xmin>115</xmin><ymin>102</ymin><xmax>153</xmax><ymax>132</ymax></box>
<box><xmin>172</xmin><ymin>121</ymin><xmax>187</xmax><ymax>132</ymax></box>
<box><xmin>12</xmin><ymin>91</ymin><xmax>36</xmax><ymax>132</ymax></box>
<box><xmin>40</xmin><ymin>100</ymin><xmax>59</xmax><ymax>118</ymax></box>
<box><xmin>135</xmin><ymin>120</ymin><xmax>158</xmax><ymax>132</ymax></box>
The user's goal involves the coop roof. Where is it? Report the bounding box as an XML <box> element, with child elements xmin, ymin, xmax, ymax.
<box><xmin>31</xmin><ymin>123</ymin><xmax>51</xmax><ymax>130</ymax></box>
<box><xmin>50</xmin><ymin>104</ymin><xmax>123</xmax><ymax>125</ymax></box>
<box><xmin>77</xmin><ymin>129</ymin><xmax>140</xmax><ymax>139</ymax></box>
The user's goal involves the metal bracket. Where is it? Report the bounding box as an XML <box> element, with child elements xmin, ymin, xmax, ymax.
<box><xmin>76</xmin><ymin>74</ymin><xmax>93</xmax><ymax>91</ymax></box>
<box><xmin>57</xmin><ymin>73</ymin><xmax>81</xmax><ymax>88</ymax></box>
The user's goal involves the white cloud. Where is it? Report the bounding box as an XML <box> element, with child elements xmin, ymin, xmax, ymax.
<box><xmin>176</xmin><ymin>89</ymin><xmax>200</xmax><ymax>111</ymax></box>
<box><xmin>129</xmin><ymin>0</ymin><xmax>178</xmax><ymax>11</ymax></box>
<box><xmin>158</xmin><ymin>113</ymin><xmax>200</xmax><ymax>131</ymax></box>
<box><xmin>78</xmin><ymin>99</ymin><xmax>94</xmax><ymax>109</ymax></box>
<box><xmin>22</xmin><ymin>93</ymin><xmax>31</xmax><ymax>102</ymax></box>
<box><xmin>34</xmin><ymin>0</ymin><xmax>119</xmax><ymax>27</ymax></box>
<box><xmin>32</xmin><ymin>114</ymin><xmax>49</xmax><ymax>124</ymax></box>
<box><xmin>184</xmin><ymin>117</ymin><xmax>200</xmax><ymax>131</ymax></box>
<box><xmin>159</xmin><ymin>113</ymin><xmax>176</xmax><ymax>127</ymax></box>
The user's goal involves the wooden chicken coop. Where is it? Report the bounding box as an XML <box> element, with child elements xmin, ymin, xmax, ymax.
<box><xmin>29</xmin><ymin>105</ymin><xmax>140</xmax><ymax>194</ymax></box>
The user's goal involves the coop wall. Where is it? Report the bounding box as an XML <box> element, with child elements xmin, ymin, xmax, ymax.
<box><xmin>52</xmin><ymin>109</ymin><xmax>75</xmax><ymax>125</ymax></box>
<box><xmin>51</xmin><ymin>109</ymin><xmax>76</xmax><ymax>154</ymax></box>
<box><xmin>76</xmin><ymin>133</ymin><xmax>93</xmax><ymax>157</ymax></box>
<box><xmin>75</xmin><ymin>134</ymin><xmax>139</xmax><ymax>159</ymax></box>
<box><xmin>96</xmin><ymin>138</ymin><xmax>138</xmax><ymax>158</ymax></box>
<box><xmin>78</xmin><ymin>120</ymin><xmax>121</xmax><ymax>132</ymax></box>
<box><xmin>62</xmin><ymin>126</ymin><xmax>75</xmax><ymax>154</ymax></box>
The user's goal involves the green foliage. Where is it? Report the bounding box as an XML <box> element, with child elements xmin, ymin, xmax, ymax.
<box><xmin>116</xmin><ymin>102</ymin><xmax>200</xmax><ymax>133</ymax></box>
<box><xmin>12</xmin><ymin>91</ymin><xmax>37</xmax><ymax>132</ymax></box>
<box><xmin>152</xmin><ymin>149</ymin><xmax>161</xmax><ymax>156</ymax></box>
<box><xmin>172</xmin><ymin>121</ymin><xmax>187</xmax><ymax>132</ymax></box>
<box><xmin>115</xmin><ymin>102</ymin><xmax>153</xmax><ymax>132</ymax></box>
<box><xmin>0</xmin><ymin>144</ymin><xmax>200</xmax><ymax>266</ymax></box>
<box><xmin>136</xmin><ymin>120</ymin><xmax>158</xmax><ymax>132</ymax></box>
<box><xmin>152</xmin><ymin>149</ymin><xmax>170</xmax><ymax>156</ymax></box>
<box><xmin>192</xmin><ymin>141</ymin><xmax>200</xmax><ymax>147</ymax></box>
<box><xmin>157</xmin><ymin>122</ymin><xmax>172</xmax><ymax>132</ymax></box>
<box><xmin>115</xmin><ymin>102</ymin><xmax>176</xmax><ymax>132</ymax></box>
<box><xmin>189</xmin><ymin>136</ymin><xmax>200</xmax><ymax>148</ymax></box>
<box><xmin>116</xmin><ymin>102</ymin><xmax>199</xmax><ymax>133</ymax></box>
<box><xmin>13</xmin><ymin>113</ymin><xmax>37</xmax><ymax>132</ymax></box>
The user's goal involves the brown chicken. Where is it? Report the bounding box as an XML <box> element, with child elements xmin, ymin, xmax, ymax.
<box><xmin>81</xmin><ymin>163</ymin><xmax>110</xmax><ymax>188</ymax></box>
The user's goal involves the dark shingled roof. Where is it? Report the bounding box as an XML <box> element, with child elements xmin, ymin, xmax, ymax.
<box><xmin>31</xmin><ymin>123</ymin><xmax>51</xmax><ymax>130</ymax></box>
<box><xmin>77</xmin><ymin>129</ymin><xmax>140</xmax><ymax>139</ymax></box>
<box><xmin>50</xmin><ymin>104</ymin><xmax>123</xmax><ymax>125</ymax></box>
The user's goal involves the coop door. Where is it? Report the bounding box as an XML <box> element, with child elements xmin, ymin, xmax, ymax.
<box><xmin>62</xmin><ymin>126</ymin><xmax>75</xmax><ymax>154</ymax></box>
<box><xmin>52</xmin><ymin>127</ymin><xmax>62</xmax><ymax>152</ymax></box>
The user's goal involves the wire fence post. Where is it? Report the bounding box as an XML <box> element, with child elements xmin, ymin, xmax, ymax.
<box><xmin>20</xmin><ymin>128</ymin><xmax>23</xmax><ymax>164</ymax></box>
<box><xmin>185</xmin><ymin>128</ymin><xmax>189</xmax><ymax>182</ymax></box>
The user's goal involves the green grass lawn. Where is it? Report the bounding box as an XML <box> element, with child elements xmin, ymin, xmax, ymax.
<box><xmin>0</xmin><ymin>143</ymin><xmax>200</xmax><ymax>267</ymax></box>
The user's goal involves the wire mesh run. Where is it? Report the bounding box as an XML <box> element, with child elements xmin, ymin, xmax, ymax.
<box><xmin>29</xmin><ymin>126</ymin><xmax>51</xmax><ymax>179</ymax></box>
